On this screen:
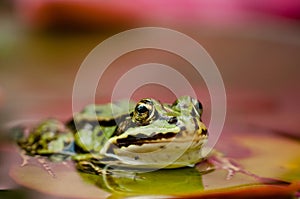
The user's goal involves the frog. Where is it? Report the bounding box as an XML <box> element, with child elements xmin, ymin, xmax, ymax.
<box><xmin>17</xmin><ymin>96</ymin><xmax>208</xmax><ymax>174</ymax></box>
<box><xmin>16</xmin><ymin>96</ymin><xmax>291</xmax><ymax>188</ymax></box>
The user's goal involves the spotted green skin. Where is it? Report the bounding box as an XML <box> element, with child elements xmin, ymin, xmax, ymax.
<box><xmin>18</xmin><ymin>96</ymin><xmax>208</xmax><ymax>173</ymax></box>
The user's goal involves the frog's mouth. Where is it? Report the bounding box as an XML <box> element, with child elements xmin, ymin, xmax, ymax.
<box><xmin>102</xmin><ymin>131</ymin><xmax>207</xmax><ymax>169</ymax></box>
<box><xmin>113</xmin><ymin>130</ymin><xmax>206</xmax><ymax>149</ymax></box>
<box><xmin>114</xmin><ymin>132</ymin><xmax>177</xmax><ymax>148</ymax></box>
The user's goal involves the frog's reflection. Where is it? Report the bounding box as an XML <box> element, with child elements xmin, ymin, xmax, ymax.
<box><xmin>78</xmin><ymin>166</ymin><xmax>204</xmax><ymax>195</ymax></box>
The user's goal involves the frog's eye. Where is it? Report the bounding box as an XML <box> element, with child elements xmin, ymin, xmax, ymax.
<box><xmin>173</xmin><ymin>96</ymin><xmax>203</xmax><ymax>117</ymax></box>
<box><xmin>133</xmin><ymin>99</ymin><xmax>155</xmax><ymax>124</ymax></box>
<box><xmin>136</xmin><ymin>104</ymin><xmax>149</xmax><ymax>114</ymax></box>
<box><xmin>194</xmin><ymin>100</ymin><xmax>203</xmax><ymax>116</ymax></box>
<box><xmin>190</xmin><ymin>99</ymin><xmax>203</xmax><ymax>117</ymax></box>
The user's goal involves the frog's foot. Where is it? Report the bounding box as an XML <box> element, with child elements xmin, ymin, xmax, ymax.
<box><xmin>20</xmin><ymin>152</ymin><xmax>56</xmax><ymax>178</ymax></box>
<box><xmin>206</xmin><ymin>152</ymin><xmax>242</xmax><ymax>180</ymax></box>
<box><xmin>195</xmin><ymin>159</ymin><xmax>215</xmax><ymax>175</ymax></box>
<box><xmin>20</xmin><ymin>150</ymin><xmax>30</xmax><ymax>167</ymax></box>
<box><xmin>204</xmin><ymin>151</ymin><xmax>290</xmax><ymax>185</ymax></box>
<box><xmin>36</xmin><ymin>156</ymin><xmax>56</xmax><ymax>178</ymax></box>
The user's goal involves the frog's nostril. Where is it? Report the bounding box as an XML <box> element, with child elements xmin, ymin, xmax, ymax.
<box><xmin>168</xmin><ymin>117</ymin><xmax>178</xmax><ymax>124</ymax></box>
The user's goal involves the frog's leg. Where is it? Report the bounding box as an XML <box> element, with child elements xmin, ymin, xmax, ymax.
<box><xmin>16</xmin><ymin>119</ymin><xmax>74</xmax><ymax>177</ymax></box>
<box><xmin>74</xmin><ymin>155</ymin><xmax>140</xmax><ymax>179</ymax></box>
<box><xmin>74</xmin><ymin>155</ymin><xmax>125</xmax><ymax>175</ymax></box>
<box><xmin>76</xmin><ymin>160</ymin><xmax>105</xmax><ymax>175</ymax></box>
<box><xmin>194</xmin><ymin>150</ymin><xmax>242</xmax><ymax>179</ymax></box>
<box><xmin>17</xmin><ymin>119</ymin><xmax>74</xmax><ymax>157</ymax></box>
<box><xmin>73</xmin><ymin>154</ymin><xmax>107</xmax><ymax>175</ymax></box>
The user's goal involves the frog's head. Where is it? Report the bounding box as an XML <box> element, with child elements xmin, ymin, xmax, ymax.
<box><xmin>131</xmin><ymin>96</ymin><xmax>205</xmax><ymax>133</ymax></box>
<box><xmin>101</xmin><ymin>96</ymin><xmax>208</xmax><ymax>168</ymax></box>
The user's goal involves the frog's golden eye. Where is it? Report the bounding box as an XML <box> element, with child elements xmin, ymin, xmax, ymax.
<box><xmin>133</xmin><ymin>99</ymin><xmax>155</xmax><ymax>124</ymax></box>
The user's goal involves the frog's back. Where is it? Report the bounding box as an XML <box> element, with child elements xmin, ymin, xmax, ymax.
<box><xmin>66</xmin><ymin>100</ymin><xmax>135</xmax><ymax>153</ymax></box>
<box><xmin>74</xmin><ymin>100</ymin><xmax>135</xmax><ymax>122</ymax></box>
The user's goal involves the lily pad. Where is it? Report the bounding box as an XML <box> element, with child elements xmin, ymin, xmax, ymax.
<box><xmin>8</xmin><ymin>127</ymin><xmax>300</xmax><ymax>198</ymax></box>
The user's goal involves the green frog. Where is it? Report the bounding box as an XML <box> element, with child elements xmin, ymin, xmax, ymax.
<box><xmin>17</xmin><ymin>96</ymin><xmax>208</xmax><ymax>174</ymax></box>
<box><xmin>16</xmin><ymin>96</ymin><xmax>290</xmax><ymax>191</ymax></box>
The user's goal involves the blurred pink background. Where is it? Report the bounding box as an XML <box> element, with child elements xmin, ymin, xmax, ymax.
<box><xmin>14</xmin><ymin>0</ymin><xmax>300</xmax><ymax>29</ymax></box>
<box><xmin>0</xmin><ymin>1</ymin><xmax>300</xmax><ymax>195</ymax></box>
<box><xmin>0</xmin><ymin>0</ymin><xmax>298</xmax><ymax>131</ymax></box>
